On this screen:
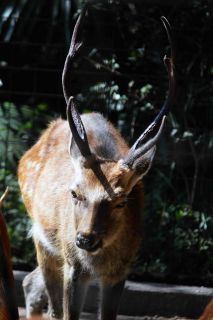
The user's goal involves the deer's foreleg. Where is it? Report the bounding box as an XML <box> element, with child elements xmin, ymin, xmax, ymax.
<box><xmin>35</xmin><ymin>242</ymin><xmax>63</xmax><ymax>319</ymax></box>
<box><xmin>63</xmin><ymin>263</ymin><xmax>89</xmax><ymax>320</ymax></box>
<box><xmin>99</xmin><ymin>280</ymin><xmax>125</xmax><ymax>320</ymax></box>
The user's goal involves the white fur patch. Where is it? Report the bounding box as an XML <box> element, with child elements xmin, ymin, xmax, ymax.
<box><xmin>30</xmin><ymin>222</ymin><xmax>60</xmax><ymax>256</ymax></box>
<box><xmin>26</xmin><ymin>160</ymin><xmax>40</xmax><ymax>171</ymax></box>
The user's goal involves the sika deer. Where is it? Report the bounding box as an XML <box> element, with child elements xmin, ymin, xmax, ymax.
<box><xmin>18</xmin><ymin>8</ymin><xmax>175</xmax><ymax>320</ymax></box>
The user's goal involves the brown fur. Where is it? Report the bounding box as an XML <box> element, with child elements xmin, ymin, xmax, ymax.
<box><xmin>200</xmin><ymin>299</ymin><xmax>213</xmax><ymax>320</ymax></box>
<box><xmin>18</xmin><ymin>114</ymin><xmax>146</xmax><ymax>319</ymax></box>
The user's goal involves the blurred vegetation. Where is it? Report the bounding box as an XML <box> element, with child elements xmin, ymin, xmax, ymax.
<box><xmin>0</xmin><ymin>0</ymin><xmax>212</xmax><ymax>285</ymax></box>
<box><xmin>0</xmin><ymin>102</ymin><xmax>51</xmax><ymax>268</ymax></box>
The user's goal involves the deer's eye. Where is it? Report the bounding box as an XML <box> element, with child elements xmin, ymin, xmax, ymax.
<box><xmin>71</xmin><ymin>190</ymin><xmax>78</xmax><ymax>199</ymax></box>
<box><xmin>115</xmin><ymin>199</ymin><xmax>127</xmax><ymax>209</ymax></box>
<box><xmin>70</xmin><ymin>190</ymin><xmax>86</xmax><ymax>202</ymax></box>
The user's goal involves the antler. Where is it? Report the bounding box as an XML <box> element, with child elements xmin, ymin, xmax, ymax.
<box><xmin>123</xmin><ymin>16</ymin><xmax>175</xmax><ymax>168</ymax></box>
<box><xmin>63</xmin><ymin>6</ymin><xmax>93</xmax><ymax>160</ymax></box>
<box><xmin>62</xmin><ymin>5</ymin><xmax>88</xmax><ymax>104</ymax></box>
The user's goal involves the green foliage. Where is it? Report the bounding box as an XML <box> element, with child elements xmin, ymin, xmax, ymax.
<box><xmin>136</xmin><ymin>203</ymin><xmax>213</xmax><ymax>285</ymax></box>
<box><xmin>0</xmin><ymin>102</ymin><xmax>50</xmax><ymax>269</ymax></box>
<box><xmin>0</xmin><ymin>102</ymin><xmax>49</xmax><ymax>165</ymax></box>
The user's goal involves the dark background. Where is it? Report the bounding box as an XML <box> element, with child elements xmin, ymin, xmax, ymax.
<box><xmin>0</xmin><ymin>0</ymin><xmax>212</xmax><ymax>286</ymax></box>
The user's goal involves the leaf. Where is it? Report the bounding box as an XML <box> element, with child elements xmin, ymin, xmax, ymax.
<box><xmin>183</xmin><ymin>131</ymin><xmax>193</xmax><ymax>138</ymax></box>
<box><xmin>171</xmin><ymin>128</ymin><xmax>178</xmax><ymax>137</ymax></box>
<box><xmin>208</xmin><ymin>137</ymin><xmax>213</xmax><ymax>149</ymax></box>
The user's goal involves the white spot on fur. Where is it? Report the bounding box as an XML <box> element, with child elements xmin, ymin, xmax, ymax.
<box><xmin>38</xmin><ymin>148</ymin><xmax>45</xmax><ymax>157</ymax></box>
<box><xmin>26</xmin><ymin>161</ymin><xmax>40</xmax><ymax>172</ymax></box>
<box><xmin>21</xmin><ymin>184</ymin><xmax>33</xmax><ymax>198</ymax></box>
<box><xmin>26</xmin><ymin>161</ymin><xmax>34</xmax><ymax>169</ymax></box>
<box><xmin>27</xmin><ymin>187</ymin><xmax>33</xmax><ymax>198</ymax></box>
<box><xmin>34</xmin><ymin>163</ymin><xmax>41</xmax><ymax>172</ymax></box>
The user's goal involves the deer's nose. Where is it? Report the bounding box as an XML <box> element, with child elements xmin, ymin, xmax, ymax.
<box><xmin>75</xmin><ymin>232</ymin><xmax>101</xmax><ymax>251</ymax></box>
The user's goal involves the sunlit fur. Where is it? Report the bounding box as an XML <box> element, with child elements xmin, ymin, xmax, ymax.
<box><xmin>18</xmin><ymin>113</ymin><xmax>145</xmax><ymax>283</ymax></box>
<box><xmin>18</xmin><ymin>112</ymin><xmax>151</xmax><ymax>320</ymax></box>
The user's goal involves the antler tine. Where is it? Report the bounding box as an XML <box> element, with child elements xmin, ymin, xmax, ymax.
<box><xmin>138</xmin><ymin>17</ymin><xmax>175</xmax><ymax>147</ymax></box>
<box><xmin>145</xmin><ymin>17</ymin><xmax>175</xmax><ymax>136</ymax></box>
<box><xmin>123</xmin><ymin>17</ymin><xmax>175</xmax><ymax>167</ymax></box>
<box><xmin>161</xmin><ymin>16</ymin><xmax>174</xmax><ymax>58</ymax></box>
<box><xmin>155</xmin><ymin>16</ymin><xmax>175</xmax><ymax>122</ymax></box>
<box><xmin>67</xmin><ymin>96</ymin><xmax>92</xmax><ymax>159</ymax></box>
<box><xmin>62</xmin><ymin>5</ymin><xmax>88</xmax><ymax>104</ymax></box>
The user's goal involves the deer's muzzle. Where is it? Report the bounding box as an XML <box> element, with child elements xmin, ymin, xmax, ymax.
<box><xmin>75</xmin><ymin>232</ymin><xmax>102</xmax><ymax>252</ymax></box>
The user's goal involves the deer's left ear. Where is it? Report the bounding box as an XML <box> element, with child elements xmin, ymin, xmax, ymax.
<box><xmin>129</xmin><ymin>145</ymin><xmax>156</xmax><ymax>176</ymax></box>
<box><xmin>117</xmin><ymin>146</ymin><xmax>156</xmax><ymax>194</ymax></box>
<box><xmin>118</xmin><ymin>116</ymin><xmax>165</xmax><ymax>190</ymax></box>
<box><xmin>132</xmin><ymin>147</ymin><xmax>156</xmax><ymax>189</ymax></box>
<box><xmin>121</xmin><ymin>115</ymin><xmax>165</xmax><ymax>170</ymax></box>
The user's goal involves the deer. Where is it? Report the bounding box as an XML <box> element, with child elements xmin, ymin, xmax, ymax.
<box><xmin>18</xmin><ymin>6</ymin><xmax>175</xmax><ymax>320</ymax></box>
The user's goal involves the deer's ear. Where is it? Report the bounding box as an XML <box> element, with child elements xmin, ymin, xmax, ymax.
<box><xmin>119</xmin><ymin>116</ymin><xmax>165</xmax><ymax>191</ymax></box>
<box><xmin>117</xmin><ymin>146</ymin><xmax>156</xmax><ymax>194</ymax></box>
<box><xmin>131</xmin><ymin>145</ymin><xmax>156</xmax><ymax>176</ymax></box>
<box><xmin>120</xmin><ymin>115</ymin><xmax>165</xmax><ymax>187</ymax></box>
